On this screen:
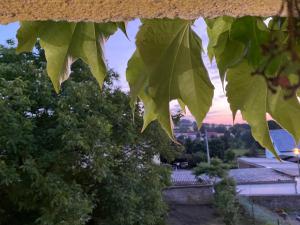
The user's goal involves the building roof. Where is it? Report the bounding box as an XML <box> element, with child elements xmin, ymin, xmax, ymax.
<box><xmin>229</xmin><ymin>168</ymin><xmax>295</xmax><ymax>185</ymax></box>
<box><xmin>270</xmin><ymin>129</ymin><xmax>300</xmax><ymax>153</ymax></box>
<box><xmin>239</xmin><ymin>157</ymin><xmax>300</xmax><ymax>177</ymax></box>
<box><xmin>171</xmin><ymin>170</ymin><xmax>210</xmax><ymax>186</ymax></box>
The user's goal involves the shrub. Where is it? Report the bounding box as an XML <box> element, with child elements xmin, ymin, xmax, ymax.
<box><xmin>214</xmin><ymin>178</ymin><xmax>240</xmax><ymax>225</ymax></box>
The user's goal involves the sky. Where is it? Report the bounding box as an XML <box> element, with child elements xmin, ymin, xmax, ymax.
<box><xmin>0</xmin><ymin>19</ymin><xmax>245</xmax><ymax>125</ymax></box>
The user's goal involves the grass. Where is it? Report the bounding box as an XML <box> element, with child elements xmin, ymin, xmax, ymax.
<box><xmin>231</xmin><ymin>148</ymin><xmax>249</xmax><ymax>157</ymax></box>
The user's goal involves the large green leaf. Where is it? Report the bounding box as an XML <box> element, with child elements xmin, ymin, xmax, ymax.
<box><xmin>206</xmin><ymin>17</ymin><xmax>234</xmax><ymax>61</ymax></box>
<box><xmin>226</xmin><ymin>61</ymin><xmax>278</xmax><ymax>158</ymax></box>
<box><xmin>214</xmin><ymin>35</ymin><xmax>245</xmax><ymax>84</ymax></box>
<box><xmin>17</xmin><ymin>21</ymin><xmax>123</xmax><ymax>92</ymax></box>
<box><xmin>207</xmin><ymin>17</ymin><xmax>269</xmax><ymax>83</ymax></box>
<box><xmin>126</xmin><ymin>51</ymin><xmax>158</xmax><ymax>130</ymax></box>
<box><xmin>206</xmin><ymin>17</ymin><xmax>245</xmax><ymax>83</ymax></box>
<box><xmin>127</xmin><ymin>19</ymin><xmax>214</xmax><ymax>138</ymax></box>
<box><xmin>229</xmin><ymin>17</ymin><xmax>269</xmax><ymax>67</ymax></box>
<box><xmin>16</xmin><ymin>22</ymin><xmax>41</xmax><ymax>52</ymax></box>
<box><xmin>267</xmin><ymin>89</ymin><xmax>300</xmax><ymax>144</ymax></box>
<box><xmin>227</xmin><ymin>61</ymin><xmax>300</xmax><ymax>157</ymax></box>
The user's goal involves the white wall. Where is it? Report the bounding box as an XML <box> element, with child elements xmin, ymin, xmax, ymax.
<box><xmin>152</xmin><ymin>154</ymin><xmax>160</xmax><ymax>165</ymax></box>
<box><xmin>237</xmin><ymin>183</ymin><xmax>297</xmax><ymax>196</ymax></box>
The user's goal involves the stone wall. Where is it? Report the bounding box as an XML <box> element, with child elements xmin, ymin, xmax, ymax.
<box><xmin>163</xmin><ymin>185</ymin><xmax>213</xmax><ymax>205</ymax></box>
<box><xmin>250</xmin><ymin>195</ymin><xmax>300</xmax><ymax>211</ymax></box>
<box><xmin>0</xmin><ymin>0</ymin><xmax>282</xmax><ymax>24</ymax></box>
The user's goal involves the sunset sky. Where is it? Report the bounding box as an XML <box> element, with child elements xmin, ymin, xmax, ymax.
<box><xmin>0</xmin><ymin>19</ymin><xmax>245</xmax><ymax>125</ymax></box>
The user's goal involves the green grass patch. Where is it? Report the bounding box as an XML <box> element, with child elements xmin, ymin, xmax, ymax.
<box><xmin>231</xmin><ymin>148</ymin><xmax>249</xmax><ymax>156</ymax></box>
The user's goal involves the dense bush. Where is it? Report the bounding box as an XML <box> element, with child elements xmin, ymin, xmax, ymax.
<box><xmin>193</xmin><ymin>158</ymin><xmax>229</xmax><ymax>181</ymax></box>
<box><xmin>214</xmin><ymin>178</ymin><xmax>240</xmax><ymax>225</ymax></box>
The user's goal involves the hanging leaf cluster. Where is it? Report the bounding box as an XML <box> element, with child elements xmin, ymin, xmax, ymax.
<box><xmin>17</xmin><ymin>21</ymin><xmax>125</xmax><ymax>92</ymax></box>
<box><xmin>16</xmin><ymin>16</ymin><xmax>300</xmax><ymax>157</ymax></box>
<box><xmin>207</xmin><ymin>16</ymin><xmax>300</xmax><ymax>158</ymax></box>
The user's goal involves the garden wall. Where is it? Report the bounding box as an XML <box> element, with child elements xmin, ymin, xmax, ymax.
<box><xmin>163</xmin><ymin>185</ymin><xmax>213</xmax><ymax>205</ymax></box>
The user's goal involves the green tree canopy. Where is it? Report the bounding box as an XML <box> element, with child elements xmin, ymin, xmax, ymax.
<box><xmin>0</xmin><ymin>43</ymin><xmax>179</xmax><ymax>225</ymax></box>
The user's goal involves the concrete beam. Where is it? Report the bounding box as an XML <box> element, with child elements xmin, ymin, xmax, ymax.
<box><xmin>0</xmin><ymin>0</ymin><xmax>282</xmax><ymax>24</ymax></box>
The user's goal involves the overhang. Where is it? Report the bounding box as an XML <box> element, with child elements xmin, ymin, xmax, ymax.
<box><xmin>0</xmin><ymin>0</ymin><xmax>282</xmax><ymax>24</ymax></box>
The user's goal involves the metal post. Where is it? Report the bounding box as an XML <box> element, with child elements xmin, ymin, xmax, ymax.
<box><xmin>297</xmin><ymin>153</ymin><xmax>300</xmax><ymax>177</ymax></box>
<box><xmin>205</xmin><ymin>129</ymin><xmax>211</xmax><ymax>165</ymax></box>
<box><xmin>251</xmin><ymin>201</ymin><xmax>255</xmax><ymax>225</ymax></box>
<box><xmin>294</xmin><ymin>148</ymin><xmax>300</xmax><ymax>194</ymax></box>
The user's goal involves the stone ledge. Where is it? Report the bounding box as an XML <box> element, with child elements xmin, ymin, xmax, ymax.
<box><xmin>0</xmin><ymin>0</ymin><xmax>282</xmax><ymax>24</ymax></box>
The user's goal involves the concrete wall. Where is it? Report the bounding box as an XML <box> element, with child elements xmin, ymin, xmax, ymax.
<box><xmin>163</xmin><ymin>185</ymin><xmax>213</xmax><ymax>205</ymax></box>
<box><xmin>237</xmin><ymin>183</ymin><xmax>297</xmax><ymax>196</ymax></box>
<box><xmin>250</xmin><ymin>195</ymin><xmax>300</xmax><ymax>211</ymax></box>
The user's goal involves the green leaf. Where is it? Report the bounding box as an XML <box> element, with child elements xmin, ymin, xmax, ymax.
<box><xmin>16</xmin><ymin>21</ymin><xmax>41</xmax><ymax>53</ymax></box>
<box><xmin>126</xmin><ymin>51</ymin><xmax>158</xmax><ymax>130</ymax></box>
<box><xmin>116</xmin><ymin>22</ymin><xmax>128</xmax><ymax>38</ymax></box>
<box><xmin>206</xmin><ymin>17</ymin><xmax>245</xmax><ymax>83</ymax></box>
<box><xmin>267</xmin><ymin>89</ymin><xmax>300</xmax><ymax>144</ymax></box>
<box><xmin>177</xmin><ymin>99</ymin><xmax>186</xmax><ymax>114</ymax></box>
<box><xmin>207</xmin><ymin>16</ymin><xmax>269</xmax><ymax>84</ymax></box>
<box><xmin>17</xmin><ymin>21</ymin><xmax>122</xmax><ymax>92</ymax></box>
<box><xmin>126</xmin><ymin>51</ymin><xmax>146</xmax><ymax>109</ymax></box>
<box><xmin>226</xmin><ymin>61</ymin><xmax>278</xmax><ymax>158</ymax></box>
<box><xmin>227</xmin><ymin>60</ymin><xmax>300</xmax><ymax>156</ymax></box>
<box><xmin>214</xmin><ymin>36</ymin><xmax>245</xmax><ymax>83</ymax></box>
<box><xmin>127</xmin><ymin>19</ymin><xmax>214</xmax><ymax>138</ymax></box>
<box><xmin>206</xmin><ymin>17</ymin><xmax>234</xmax><ymax>61</ymax></box>
<box><xmin>37</xmin><ymin>22</ymin><xmax>77</xmax><ymax>92</ymax></box>
<box><xmin>229</xmin><ymin>17</ymin><xmax>268</xmax><ymax>67</ymax></box>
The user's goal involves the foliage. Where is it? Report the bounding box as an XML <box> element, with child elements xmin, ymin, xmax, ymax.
<box><xmin>207</xmin><ymin>16</ymin><xmax>300</xmax><ymax>158</ymax></box>
<box><xmin>224</xmin><ymin>149</ymin><xmax>236</xmax><ymax>162</ymax></box>
<box><xmin>214</xmin><ymin>178</ymin><xmax>240</xmax><ymax>225</ymax></box>
<box><xmin>0</xmin><ymin>43</ymin><xmax>176</xmax><ymax>225</ymax></box>
<box><xmin>193</xmin><ymin>158</ymin><xmax>229</xmax><ymax>180</ymax></box>
<box><xmin>13</xmin><ymin>16</ymin><xmax>300</xmax><ymax>157</ymax></box>
<box><xmin>193</xmin><ymin>155</ymin><xmax>239</xmax><ymax>225</ymax></box>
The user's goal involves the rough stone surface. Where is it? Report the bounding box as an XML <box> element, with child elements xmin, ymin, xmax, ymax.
<box><xmin>0</xmin><ymin>0</ymin><xmax>283</xmax><ymax>24</ymax></box>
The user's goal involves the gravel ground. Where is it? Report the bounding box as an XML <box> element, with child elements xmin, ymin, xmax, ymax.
<box><xmin>166</xmin><ymin>205</ymin><xmax>224</xmax><ymax>225</ymax></box>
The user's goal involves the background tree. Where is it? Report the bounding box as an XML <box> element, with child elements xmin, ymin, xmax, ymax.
<box><xmin>0</xmin><ymin>42</ymin><xmax>178</xmax><ymax>225</ymax></box>
<box><xmin>193</xmin><ymin>158</ymin><xmax>229</xmax><ymax>182</ymax></box>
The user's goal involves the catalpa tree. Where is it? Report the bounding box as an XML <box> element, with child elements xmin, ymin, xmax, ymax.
<box><xmin>3</xmin><ymin>0</ymin><xmax>300</xmax><ymax>157</ymax></box>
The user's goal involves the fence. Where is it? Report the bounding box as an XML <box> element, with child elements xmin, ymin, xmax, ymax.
<box><xmin>239</xmin><ymin>196</ymin><xmax>293</xmax><ymax>225</ymax></box>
